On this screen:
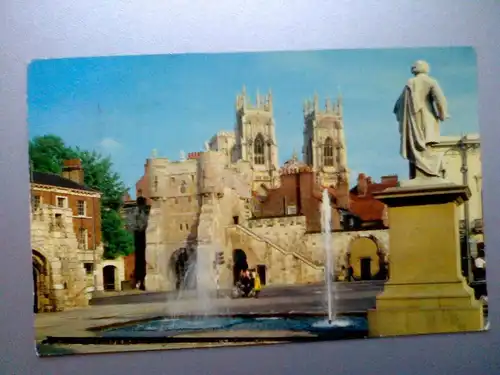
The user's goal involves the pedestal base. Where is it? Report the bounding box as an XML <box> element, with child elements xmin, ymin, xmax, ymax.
<box><xmin>368</xmin><ymin>280</ymin><xmax>484</xmax><ymax>337</ymax></box>
<box><xmin>368</xmin><ymin>181</ymin><xmax>484</xmax><ymax>337</ymax></box>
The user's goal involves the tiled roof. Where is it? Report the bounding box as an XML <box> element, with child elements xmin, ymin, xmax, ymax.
<box><xmin>31</xmin><ymin>171</ymin><xmax>99</xmax><ymax>193</ymax></box>
<box><xmin>348</xmin><ymin>174</ymin><xmax>398</xmax><ymax>222</ymax></box>
<box><xmin>349</xmin><ymin>196</ymin><xmax>386</xmax><ymax>221</ymax></box>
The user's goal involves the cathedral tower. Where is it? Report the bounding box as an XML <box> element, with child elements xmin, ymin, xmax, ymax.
<box><xmin>303</xmin><ymin>93</ymin><xmax>349</xmax><ymax>187</ymax></box>
<box><xmin>234</xmin><ymin>86</ymin><xmax>280</xmax><ymax>190</ymax></box>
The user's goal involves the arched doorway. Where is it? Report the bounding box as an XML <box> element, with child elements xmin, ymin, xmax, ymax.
<box><xmin>32</xmin><ymin>249</ymin><xmax>49</xmax><ymax>313</ymax></box>
<box><xmin>172</xmin><ymin>248</ymin><xmax>196</xmax><ymax>290</ymax></box>
<box><xmin>103</xmin><ymin>265</ymin><xmax>117</xmax><ymax>291</ymax></box>
<box><xmin>232</xmin><ymin>249</ymin><xmax>248</xmax><ymax>285</ymax></box>
<box><xmin>347</xmin><ymin>236</ymin><xmax>383</xmax><ymax>281</ymax></box>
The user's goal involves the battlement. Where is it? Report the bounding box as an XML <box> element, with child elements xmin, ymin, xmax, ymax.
<box><xmin>236</xmin><ymin>85</ymin><xmax>273</xmax><ymax>113</ymax></box>
<box><xmin>303</xmin><ymin>93</ymin><xmax>343</xmax><ymax>119</ymax></box>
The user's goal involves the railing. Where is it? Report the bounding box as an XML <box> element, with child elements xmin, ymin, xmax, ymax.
<box><xmin>227</xmin><ymin>224</ymin><xmax>323</xmax><ymax>270</ymax></box>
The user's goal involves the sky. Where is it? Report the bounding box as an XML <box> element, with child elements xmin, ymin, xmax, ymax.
<box><xmin>28</xmin><ymin>46</ymin><xmax>478</xmax><ymax>196</ymax></box>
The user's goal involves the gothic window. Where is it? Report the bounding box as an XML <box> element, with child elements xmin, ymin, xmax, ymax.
<box><xmin>180</xmin><ymin>181</ymin><xmax>187</xmax><ymax>194</ymax></box>
<box><xmin>254</xmin><ymin>134</ymin><xmax>265</xmax><ymax>165</ymax></box>
<box><xmin>324</xmin><ymin>137</ymin><xmax>334</xmax><ymax>166</ymax></box>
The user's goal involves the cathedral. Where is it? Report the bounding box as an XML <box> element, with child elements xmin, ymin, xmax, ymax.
<box><xmin>208</xmin><ymin>87</ymin><xmax>349</xmax><ymax>191</ymax></box>
<box><xmin>130</xmin><ymin>87</ymin><xmax>391</xmax><ymax>292</ymax></box>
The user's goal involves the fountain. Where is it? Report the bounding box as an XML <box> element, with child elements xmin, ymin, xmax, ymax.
<box><xmin>321</xmin><ymin>188</ymin><xmax>336</xmax><ymax>324</ymax></box>
<box><xmin>174</xmin><ymin>243</ymin><xmax>219</xmax><ymax>316</ymax></box>
<box><xmin>85</xmin><ymin>193</ymin><xmax>366</xmax><ymax>346</ymax></box>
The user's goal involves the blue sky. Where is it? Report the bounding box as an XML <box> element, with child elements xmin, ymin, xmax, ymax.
<box><xmin>28</xmin><ymin>46</ymin><xmax>478</xmax><ymax>195</ymax></box>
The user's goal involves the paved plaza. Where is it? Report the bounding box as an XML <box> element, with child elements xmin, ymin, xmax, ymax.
<box><xmin>35</xmin><ymin>281</ymin><xmax>384</xmax><ymax>355</ymax></box>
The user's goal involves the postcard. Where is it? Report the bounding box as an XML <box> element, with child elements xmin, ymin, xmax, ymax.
<box><xmin>28</xmin><ymin>46</ymin><xmax>487</xmax><ymax>357</ymax></box>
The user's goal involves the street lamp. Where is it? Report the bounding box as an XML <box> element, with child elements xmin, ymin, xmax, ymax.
<box><xmin>457</xmin><ymin>135</ymin><xmax>474</xmax><ymax>284</ymax></box>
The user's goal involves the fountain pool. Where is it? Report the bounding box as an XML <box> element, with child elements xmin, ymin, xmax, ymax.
<box><xmin>99</xmin><ymin>314</ymin><xmax>368</xmax><ymax>341</ymax></box>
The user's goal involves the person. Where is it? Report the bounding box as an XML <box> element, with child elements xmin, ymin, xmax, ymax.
<box><xmin>239</xmin><ymin>269</ymin><xmax>253</xmax><ymax>297</ymax></box>
<box><xmin>473</xmin><ymin>248</ymin><xmax>487</xmax><ymax>300</ymax></box>
<box><xmin>474</xmin><ymin>249</ymin><xmax>486</xmax><ymax>280</ymax></box>
<box><xmin>251</xmin><ymin>269</ymin><xmax>261</xmax><ymax>297</ymax></box>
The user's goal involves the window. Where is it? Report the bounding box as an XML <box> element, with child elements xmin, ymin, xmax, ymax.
<box><xmin>254</xmin><ymin>134</ymin><xmax>265</xmax><ymax>165</ymax></box>
<box><xmin>324</xmin><ymin>137</ymin><xmax>334</xmax><ymax>166</ymax></box>
<box><xmin>180</xmin><ymin>181</ymin><xmax>187</xmax><ymax>194</ymax></box>
<box><xmin>54</xmin><ymin>213</ymin><xmax>63</xmax><ymax>228</ymax></box>
<box><xmin>77</xmin><ymin>200</ymin><xmax>86</xmax><ymax>216</ymax></box>
<box><xmin>153</xmin><ymin>176</ymin><xmax>159</xmax><ymax>192</ymax></box>
<box><xmin>84</xmin><ymin>263</ymin><xmax>93</xmax><ymax>275</ymax></box>
<box><xmin>174</xmin><ymin>198</ymin><xmax>178</xmax><ymax>204</ymax></box>
<box><xmin>179</xmin><ymin>223</ymin><xmax>183</xmax><ymax>231</ymax></box>
<box><xmin>78</xmin><ymin>227</ymin><xmax>88</xmax><ymax>249</ymax></box>
<box><xmin>32</xmin><ymin>195</ymin><xmax>41</xmax><ymax>211</ymax></box>
<box><xmin>56</xmin><ymin>196</ymin><xmax>67</xmax><ymax>208</ymax></box>
<box><xmin>188</xmin><ymin>196</ymin><xmax>192</xmax><ymax>203</ymax></box>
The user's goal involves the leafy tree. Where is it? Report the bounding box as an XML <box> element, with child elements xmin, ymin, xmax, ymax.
<box><xmin>29</xmin><ymin>135</ymin><xmax>133</xmax><ymax>259</ymax></box>
<box><xmin>29</xmin><ymin>135</ymin><xmax>77</xmax><ymax>174</ymax></box>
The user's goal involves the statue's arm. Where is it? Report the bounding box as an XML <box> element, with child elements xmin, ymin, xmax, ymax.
<box><xmin>430</xmin><ymin>80</ymin><xmax>450</xmax><ymax>121</ymax></box>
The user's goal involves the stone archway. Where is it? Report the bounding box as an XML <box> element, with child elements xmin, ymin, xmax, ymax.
<box><xmin>232</xmin><ymin>247</ymin><xmax>260</xmax><ymax>285</ymax></box>
<box><xmin>32</xmin><ymin>249</ymin><xmax>50</xmax><ymax>313</ymax></box>
<box><xmin>103</xmin><ymin>265</ymin><xmax>118</xmax><ymax>291</ymax></box>
<box><xmin>346</xmin><ymin>235</ymin><xmax>385</xmax><ymax>281</ymax></box>
<box><xmin>170</xmin><ymin>247</ymin><xmax>196</xmax><ymax>290</ymax></box>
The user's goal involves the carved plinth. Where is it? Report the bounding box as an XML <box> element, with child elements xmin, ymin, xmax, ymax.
<box><xmin>368</xmin><ymin>181</ymin><xmax>484</xmax><ymax>337</ymax></box>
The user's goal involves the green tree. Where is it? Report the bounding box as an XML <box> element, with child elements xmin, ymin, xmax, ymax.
<box><xmin>29</xmin><ymin>135</ymin><xmax>77</xmax><ymax>174</ymax></box>
<box><xmin>29</xmin><ymin>135</ymin><xmax>133</xmax><ymax>259</ymax></box>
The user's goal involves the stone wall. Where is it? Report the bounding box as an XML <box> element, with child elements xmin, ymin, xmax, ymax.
<box><xmin>304</xmin><ymin>229</ymin><xmax>389</xmax><ymax>274</ymax></box>
<box><xmin>246</xmin><ymin>215</ymin><xmax>388</xmax><ymax>277</ymax></box>
<box><xmin>31</xmin><ymin>204</ymin><xmax>90</xmax><ymax>312</ymax></box>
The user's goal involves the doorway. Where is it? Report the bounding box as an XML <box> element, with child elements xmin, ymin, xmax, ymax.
<box><xmin>103</xmin><ymin>265</ymin><xmax>117</xmax><ymax>291</ymax></box>
<box><xmin>256</xmin><ymin>264</ymin><xmax>267</xmax><ymax>285</ymax></box>
<box><xmin>360</xmin><ymin>257</ymin><xmax>372</xmax><ymax>280</ymax></box>
<box><xmin>33</xmin><ymin>266</ymin><xmax>39</xmax><ymax>313</ymax></box>
<box><xmin>232</xmin><ymin>249</ymin><xmax>248</xmax><ymax>285</ymax></box>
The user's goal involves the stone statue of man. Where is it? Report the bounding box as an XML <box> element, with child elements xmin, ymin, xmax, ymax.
<box><xmin>393</xmin><ymin>60</ymin><xmax>450</xmax><ymax>179</ymax></box>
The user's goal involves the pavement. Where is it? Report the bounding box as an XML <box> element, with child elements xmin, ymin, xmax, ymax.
<box><xmin>35</xmin><ymin>282</ymin><xmax>384</xmax><ymax>350</ymax></box>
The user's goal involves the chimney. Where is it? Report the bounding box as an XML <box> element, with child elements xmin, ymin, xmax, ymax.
<box><xmin>357</xmin><ymin>173</ymin><xmax>368</xmax><ymax>196</ymax></box>
<box><xmin>62</xmin><ymin>159</ymin><xmax>84</xmax><ymax>185</ymax></box>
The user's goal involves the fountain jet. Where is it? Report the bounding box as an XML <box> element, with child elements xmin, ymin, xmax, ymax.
<box><xmin>321</xmin><ymin>188</ymin><xmax>336</xmax><ymax>324</ymax></box>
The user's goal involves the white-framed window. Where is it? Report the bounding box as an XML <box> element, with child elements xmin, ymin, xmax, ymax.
<box><xmin>78</xmin><ymin>227</ymin><xmax>88</xmax><ymax>249</ymax></box>
<box><xmin>56</xmin><ymin>195</ymin><xmax>68</xmax><ymax>208</ymax></box>
<box><xmin>77</xmin><ymin>200</ymin><xmax>86</xmax><ymax>216</ymax></box>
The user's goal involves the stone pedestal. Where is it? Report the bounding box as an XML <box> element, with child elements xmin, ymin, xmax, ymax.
<box><xmin>368</xmin><ymin>180</ymin><xmax>484</xmax><ymax>337</ymax></box>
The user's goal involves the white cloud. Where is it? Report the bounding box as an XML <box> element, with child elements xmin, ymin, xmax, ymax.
<box><xmin>99</xmin><ymin>137</ymin><xmax>122</xmax><ymax>152</ymax></box>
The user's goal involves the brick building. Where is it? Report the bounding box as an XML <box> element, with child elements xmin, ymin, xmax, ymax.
<box><xmin>31</xmin><ymin>159</ymin><xmax>102</xmax><ymax>263</ymax></box>
<box><xmin>253</xmin><ymin>155</ymin><xmax>351</xmax><ymax>232</ymax></box>
<box><xmin>347</xmin><ymin>173</ymin><xmax>399</xmax><ymax>230</ymax></box>
<box><xmin>30</xmin><ymin>159</ymin><xmax>104</xmax><ymax>312</ymax></box>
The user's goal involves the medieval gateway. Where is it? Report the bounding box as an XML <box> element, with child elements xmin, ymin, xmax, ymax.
<box><xmin>128</xmin><ymin>88</ymin><xmax>394</xmax><ymax>292</ymax></box>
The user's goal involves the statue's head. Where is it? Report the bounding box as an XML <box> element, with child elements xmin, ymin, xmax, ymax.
<box><xmin>411</xmin><ymin>60</ymin><xmax>430</xmax><ymax>75</ymax></box>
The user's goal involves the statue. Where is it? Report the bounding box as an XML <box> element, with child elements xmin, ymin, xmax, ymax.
<box><xmin>179</xmin><ymin>150</ymin><xmax>186</xmax><ymax>161</ymax></box>
<box><xmin>204</xmin><ymin>141</ymin><xmax>210</xmax><ymax>152</ymax></box>
<box><xmin>394</xmin><ymin>60</ymin><xmax>450</xmax><ymax>180</ymax></box>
